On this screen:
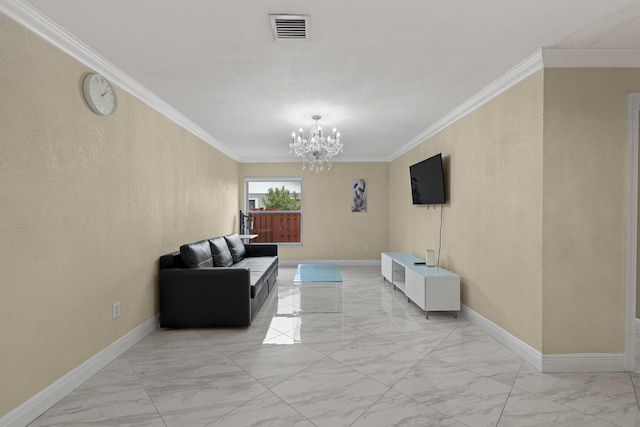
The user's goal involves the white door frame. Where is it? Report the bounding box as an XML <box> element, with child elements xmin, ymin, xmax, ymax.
<box><xmin>625</xmin><ymin>93</ymin><xmax>640</xmax><ymax>371</ymax></box>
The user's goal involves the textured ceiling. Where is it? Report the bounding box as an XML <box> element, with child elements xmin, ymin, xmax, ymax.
<box><xmin>20</xmin><ymin>0</ymin><xmax>640</xmax><ymax>162</ymax></box>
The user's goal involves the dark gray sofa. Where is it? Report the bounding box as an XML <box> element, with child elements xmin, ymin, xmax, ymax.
<box><xmin>159</xmin><ymin>233</ymin><xmax>278</xmax><ymax>328</ymax></box>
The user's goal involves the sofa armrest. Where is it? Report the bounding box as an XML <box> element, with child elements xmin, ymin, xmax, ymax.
<box><xmin>245</xmin><ymin>243</ymin><xmax>278</xmax><ymax>257</ymax></box>
<box><xmin>159</xmin><ymin>251</ymin><xmax>182</xmax><ymax>269</ymax></box>
<box><xmin>160</xmin><ymin>268</ymin><xmax>251</xmax><ymax>327</ymax></box>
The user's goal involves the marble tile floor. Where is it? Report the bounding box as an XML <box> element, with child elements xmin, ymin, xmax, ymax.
<box><xmin>29</xmin><ymin>266</ymin><xmax>640</xmax><ymax>426</ymax></box>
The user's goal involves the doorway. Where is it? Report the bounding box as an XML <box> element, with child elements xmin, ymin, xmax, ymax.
<box><xmin>626</xmin><ymin>93</ymin><xmax>640</xmax><ymax>371</ymax></box>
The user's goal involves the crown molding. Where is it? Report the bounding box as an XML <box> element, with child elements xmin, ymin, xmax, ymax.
<box><xmin>542</xmin><ymin>48</ymin><xmax>640</xmax><ymax>68</ymax></box>
<box><xmin>390</xmin><ymin>47</ymin><xmax>640</xmax><ymax>161</ymax></box>
<box><xmin>0</xmin><ymin>0</ymin><xmax>239</xmax><ymax>162</ymax></box>
<box><xmin>5</xmin><ymin>0</ymin><xmax>640</xmax><ymax>165</ymax></box>
<box><xmin>239</xmin><ymin>156</ymin><xmax>391</xmax><ymax>164</ymax></box>
<box><xmin>390</xmin><ymin>50</ymin><xmax>544</xmax><ymax>161</ymax></box>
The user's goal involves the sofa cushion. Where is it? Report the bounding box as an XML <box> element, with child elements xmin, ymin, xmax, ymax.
<box><xmin>180</xmin><ymin>240</ymin><xmax>214</xmax><ymax>268</ymax></box>
<box><xmin>234</xmin><ymin>256</ymin><xmax>278</xmax><ymax>298</ymax></box>
<box><xmin>209</xmin><ymin>237</ymin><xmax>233</xmax><ymax>267</ymax></box>
<box><xmin>224</xmin><ymin>233</ymin><xmax>247</xmax><ymax>263</ymax></box>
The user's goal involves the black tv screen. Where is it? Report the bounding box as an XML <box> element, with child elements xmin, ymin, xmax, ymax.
<box><xmin>409</xmin><ymin>153</ymin><xmax>446</xmax><ymax>205</ymax></box>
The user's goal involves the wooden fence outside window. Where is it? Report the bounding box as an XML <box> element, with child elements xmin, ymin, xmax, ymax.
<box><xmin>248</xmin><ymin>210</ymin><xmax>301</xmax><ymax>243</ymax></box>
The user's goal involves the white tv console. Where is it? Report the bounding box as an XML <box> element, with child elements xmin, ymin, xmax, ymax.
<box><xmin>381</xmin><ymin>252</ymin><xmax>460</xmax><ymax>318</ymax></box>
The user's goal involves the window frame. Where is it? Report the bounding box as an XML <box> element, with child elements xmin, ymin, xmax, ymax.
<box><xmin>244</xmin><ymin>177</ymin><xmax>303</xmax><ymax>246</ymax></box>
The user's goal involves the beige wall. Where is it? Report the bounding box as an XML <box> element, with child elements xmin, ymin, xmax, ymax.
<box><xmin>239</xmin><ymin>162</ymin><xmax>389</xmax><ymax>261</ymax></box>
<box><xmin>0</xmin><ymin>15</ymin><xmax>239</xmax><ymax>416</ymax></box>
<box><xmin>542</xmin><ymin>68</ymin><xmax>640</xmax><ymax>354</ymax></box>
<box><xmin>390</xmin><ymin>71</ymin><xmax>545</xmax><ymax>350</ymax></box>
<box><xmin>390</xmin><ymin>68</ymin><xmax>640</xmax><ymax>355</ymax></box>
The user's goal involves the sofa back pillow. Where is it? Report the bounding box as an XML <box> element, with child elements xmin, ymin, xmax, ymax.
<box><xmin>224</xmin><ymin>233</ymin><xmax>247</xmax><ymax>263</ymax></box>
<box><xmin>209</xmin><ymin>237</ymin><xmax>234</xmax><ymax>267</ymax></box>
<box><xmin>180</xmin><ymin>240</ymin><xmax>214</xmax><ymax>268</ymax></box>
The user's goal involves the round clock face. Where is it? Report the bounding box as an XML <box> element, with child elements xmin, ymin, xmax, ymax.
<box><xmin>83</xmin><ymin>73</ymin><xmax>118</xmax><ymax>116</ymax></box>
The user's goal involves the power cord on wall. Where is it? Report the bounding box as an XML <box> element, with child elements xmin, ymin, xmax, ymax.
<box><xmin>437</xmin><ymin>204</ymin><xmax>443</xmax><ymax>266</ymax></box>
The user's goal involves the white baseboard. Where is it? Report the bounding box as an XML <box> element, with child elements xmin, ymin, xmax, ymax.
<box><xmin>461</xmin><ymin>305</ymin><xmax>543</xmax><ymax>371</ymax></box>
<box><xmin>0</xmin><ymin>315</ymin><xmax>158</xmax><ymax>427</ymax></box>
<box><xmin>540</xmin><ymin>353</ymin><xmax>625</xmax><ymax>372</ymax></box>
<box><xmin>461</xmin><ymin>305</ymin><xmax>626</xmax><ymax>373</ymax></box>
<box><xmin>279</xmin><ymin>259</ymin><xmax>381</xmax><ymax>267</ymax></box>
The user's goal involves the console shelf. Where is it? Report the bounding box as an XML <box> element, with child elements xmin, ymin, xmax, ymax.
<box><xmin>381</xmin><ymin>252</ymin><xmax>460</xmax><ymax>318</ymax></box>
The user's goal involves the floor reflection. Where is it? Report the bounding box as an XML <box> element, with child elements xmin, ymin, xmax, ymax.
<box><xmin>266</xmin><ymin>281</ymin><xmax>344</xmax><ymax>345</ymax></box>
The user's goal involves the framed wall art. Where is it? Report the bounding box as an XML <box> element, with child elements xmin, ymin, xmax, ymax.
<box><xmin>352</xmin><ymin>178</ymin><xmax>367</xmax><ymax>212</ymax></box>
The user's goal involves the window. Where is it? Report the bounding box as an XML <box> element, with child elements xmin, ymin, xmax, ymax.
<box><xmin>244</xmin><ymin>178</ymin><xmax>302</xmax><ymax>245</ymax></box>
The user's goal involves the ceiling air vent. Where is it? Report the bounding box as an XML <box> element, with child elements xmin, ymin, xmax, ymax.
<box><xmin>269</xmin><ymin>14</ymin><xmax>310</xmax><ymax>40</ymax></box>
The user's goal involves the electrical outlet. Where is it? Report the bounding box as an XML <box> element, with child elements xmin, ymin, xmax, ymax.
<box><xmin>112</xmin><ymin>302</ymin><xmax>120</xmax><ymax>319</ymax></box>
<box><xmin>364</xmin><ymin>244</ymin><xmax>369</xmax><ymax>252</ymax></box>
<box><xmin>330</xmin><ymin>249</ymin><xmax>335</xmax><ymax>257</ymax></box>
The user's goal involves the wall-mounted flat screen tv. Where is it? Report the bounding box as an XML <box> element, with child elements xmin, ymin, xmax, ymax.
<box><xmin>409</xmin><ymin>153</ymin><xmax>446</xmax><ymax>205</ymax></box>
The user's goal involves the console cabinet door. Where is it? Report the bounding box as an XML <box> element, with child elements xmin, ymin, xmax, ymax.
<box><xmin>405</xmin><ymin>268</ymin><xmax>426</xmax><ymax>310</ymax></box>
<box><xmin>381</xmin><ymin>253</ymin><xmax>393</xmax><ymax>282</ymax></box>
<box><xmin>425</xmin><ymin>277</ymin><xmax>460</xmax><ymax>312</ymax></box>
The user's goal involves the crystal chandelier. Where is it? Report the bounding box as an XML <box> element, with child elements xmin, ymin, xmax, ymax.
<box><xmin>290</xmin><ymin>115</ymin><xmax>343</xmax><ymax>172</ymax></box>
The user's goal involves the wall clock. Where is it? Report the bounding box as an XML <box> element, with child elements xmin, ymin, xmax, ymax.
<box><xmin>82</xmin><ymin>73</ymin><xmax>118</xmax><ymax>116</ymax></box>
